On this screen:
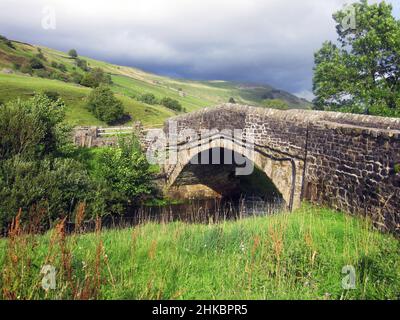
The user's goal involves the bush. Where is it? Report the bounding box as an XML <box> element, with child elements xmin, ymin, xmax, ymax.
<box><xmin>92</xmin><ymin>136</ymin><xmax>154</xmax><ymax>214</ymax></box>
<box><xmin>58</xmin><ymin>63</ymin><xmax>67</xmax><ymax>72</ymax></box>
<box><xmin>0</xmin><ymin>94</ymin><xmax>69</xmax><ymax>160</ymax></box>
<box><xmin>229</xmin><ymin>97</ymin><xmax>236</xmax><ymax>104</ymax></box>
<box><xmin>44</xmin><ymin>91</ymin><xmax>60</xmax><ymax>102</ymax></box>
<box><xmin>68</xmin><ymin>49</ymin><xmax>78</xmax><ymax>58</ymax></box>
<box><xmin>71</xmin><ymin>72</ymin><xmax>83</xmax><ymax>84</ymax></box>
<box><xmin>80</xmin><ymin>68</ymin><xmax>111</xmax><ymax>88</ymax></box>
<box><xmin>86</xmin><ymin>85</ymin><xmax>125</xmax><ymax>124</ymax></box>
<box><xmin>76</xmin><ymin>58</ymin><xmax>89</xmax><ymax>71</ymax></box>
<box><xmin>160</xmin><ymin>97</ymin><xmax>182</xmax><ymax>111</ymax></box>
<box><xmin>29</xmin><ymin>57</ymin><xmax>44</xmax><ymax>69</ymax></box>
<box><xmin>0</xmin><ymin>157</ymin><xmax>98</xmax><ymax>231</ymax></box>
<box><xmin>138</xmin><ymin>93</ymin><xmax>158</xmax><ymax>105</ymax></box>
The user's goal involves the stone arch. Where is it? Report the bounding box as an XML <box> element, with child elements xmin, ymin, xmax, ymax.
<box><xmin>165</xmin><ymin>134</ymin><xmax>299</xmax><ymax>210</ymax></box>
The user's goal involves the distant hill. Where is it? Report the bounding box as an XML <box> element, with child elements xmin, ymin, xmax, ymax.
<box><xmin>0</xmin><ymin>36</ymin><xmax>311</xmax><ymax>127</ymax></box>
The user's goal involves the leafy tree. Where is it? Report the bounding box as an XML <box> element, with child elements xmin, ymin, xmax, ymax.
<box><xmin>0</xmin><ymin>94</ymin><xmax>69</xmax><ymax>160</ymax></box>
<box><xmin>0</xmin><ymin>157</ymin><xmax>96</xmax><ymax>230</ymax></box>
<box><xmin>80</xmin><ymin>68</ymin><xmax>112</xmax><ymax>88</ymax></box>
<box><xmin>86</xmin><ymin>85</ymin><xmax>125</xmax><ymax>124</ymax></box>
<box><xmin>160</xmin><ymin>97</ymin><xmax>182</xmax><ymax>111</ymax></box>
<box><xmin>68</xmin><ymin>49</ymin><xmax>78</xmax><ymax>58</ymax></box>
<box><xmin>138</xmin><ymin>93</ymin><xmax>158</xmax><ymax>105</ymax></box>
<box><xmin>313</xmin><ymin>0</ymin><xmax>400</xmax><ymax>116</ymax></box>
<box><xmin>93</xmin><ymin>135</ymin><xmax>154</xmax><ymax>213</ymax></box>
<box><xmin>264</xmin><ymin>99</ymin><xmax>289</xmax><ymax>110</ymax></box>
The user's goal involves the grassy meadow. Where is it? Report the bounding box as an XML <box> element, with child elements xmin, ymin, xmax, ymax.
<box><xmin>1</xmin><ymin>204</ymin><xmax>398</xmax><ymax>300</ymax></box>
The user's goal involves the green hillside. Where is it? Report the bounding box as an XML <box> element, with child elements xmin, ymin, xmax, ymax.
<box><xmin>0</xmin><ymin>37</ymin><xmax>311</xmax><ymax>127</ymax></box>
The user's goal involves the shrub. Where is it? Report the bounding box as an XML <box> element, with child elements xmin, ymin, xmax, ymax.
<box><xmin>229</xmin><ymin>97</ymin><xmax>236</xmax><ymax>104</ymax></box>
<box><xmin>80</xmin><ymin>68</ymin><xmax>111</xmax><ymax>88</ymax></box>
<box><xmin>160</xmin><ymin>97</ymin><xmax>182</xmax><ymax>111</ymax></box>
<box><xmin>0</xmin><ymin>94</ymin><xmax>69</xmax><ymax>160</ymax></box>
<box><xmin>86</xmin><ymin>85</ymin><xmax>125</xmax><ymax>124</ymax></box>
<box><xmin>138</xmin><ymin>93</ymin><xmax>158</xmax><ymax>105</ymax></box>
<box><xmin>0</xmin><ymin>157</ymin><xmax>97</xmax><ymax>231</ymax></box>
<box><xmin>51</xmin><ymin>61</ymin><xmax>58</xmax><ymax>68</ymax></box>
<box><xmin>92</xmin><ymin>135</ymin><xmax>154</xmax><ymax>214</ymax></box>
<box><xmin>44</xmin><ymin>91</ymin><xmax>60</xmax><ymax>102</ymax></box>
<box><xmin>68</xmin><ymin>49</ymin><xmax>78</xmax><ymax>58</ymax></box>
<box><xmin>58</xmin><ymin>63</ymin><xmax>67</xmax><ymax>72</ymax></box>
<box><xmin>29</xmin><ymin>57</ymin><xmax>44</xmax><ymax>69</ymax></box>
<box><xmin>76</xmin><ymin>58</ymin><xmax>89</xmax><ymax>71</ymax></box>
<box><xmin>71</xmin><ymin>72</ymin><xmax>83</xmax><ymax>84</ymax></box>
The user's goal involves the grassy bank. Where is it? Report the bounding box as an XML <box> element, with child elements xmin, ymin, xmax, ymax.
<box><xmin>0</xmin><ymin>204</ymin><xmax>399</xmax><ymax>300</ymax></box>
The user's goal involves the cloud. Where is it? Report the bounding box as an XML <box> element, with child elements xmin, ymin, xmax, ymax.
<box><xmin>0</xmin><ymin>0</ymin><xmax>398</xmax><ymax>95</ymax></box>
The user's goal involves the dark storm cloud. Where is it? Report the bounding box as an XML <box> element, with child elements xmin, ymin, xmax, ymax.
<box><xmin>0</xmin><ymin>0</ymin><xmax>398</xmax><ymax>99</ymax></box>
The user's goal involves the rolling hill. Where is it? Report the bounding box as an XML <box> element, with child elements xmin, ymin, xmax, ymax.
<box><xmin>0</xmin><ymin>36</ymin><xmax>311</xmax><ymax>127</ymax></box>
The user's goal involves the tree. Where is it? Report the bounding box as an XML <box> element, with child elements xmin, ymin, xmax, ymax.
<box><xmin>0</xmin><ymin>157</ymin><xmax>95</xmax><ymax>230</ymax></box>
<box><xmin>86</xmin><ymin>85</ymin><xmax>125</xmax><ymax>124</ymax></box>
<box><xmin>160</xmin><ymin>97</ymin><xmax>182</xmax><ymax>112</ymax></box>
<box><xmin>229</xmin><ymin>97</ymin><xmax>236</xmax><ymax>104</ymax></box>
<box><xmin>93</xmin><ymin>135</ymin><xmax>153</xmax><ymax>213</ymax></box>
<box><xmin>80</xmin><ymin>68</ymin><xmax>112</xmax><ymax>88</ymax></box>
<box><xmin>138</xmin><ymin>93</ymin><xmax>158</xmax><ymax>105</ymax></box>
<box><xmin>68</xmin><ymin>49</ymin><xmax>78</xmax><ymax>58</ymax></box>
<box><xmin>313</xmin><ymin>0</ymin><xmax>400</xmax><ymax>117</ymax></box>
<box><xmin>0</xmin><ymin>94</ymin><xmax>68</xmax><ymax>160</ymax></box>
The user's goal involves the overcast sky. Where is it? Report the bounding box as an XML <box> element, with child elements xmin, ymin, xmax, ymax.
<box><xmin>0</xmin><ymin>0</ymin><xmax>399</xmax><ymax>100</ymax></box>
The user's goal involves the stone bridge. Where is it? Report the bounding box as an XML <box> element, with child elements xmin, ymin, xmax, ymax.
<box><xmin>74</xmin><ymin>104</ymin><xmax>400</xmax><ymax>234</ymax></box>
<box><xmin>155</xmin><ymin>104</ymin><xmax>399</xmax><ymax>234</ymax></box>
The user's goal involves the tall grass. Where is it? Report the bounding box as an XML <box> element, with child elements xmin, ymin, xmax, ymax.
<box><xmin>0</xmin><ymin>203</ymin><xmax>399</xmax><ymax>300</ymax></box>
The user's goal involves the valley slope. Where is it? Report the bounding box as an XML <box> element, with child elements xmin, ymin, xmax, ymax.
<box><xmin>0</xmin><ymin>38</ymin><xmax>311</xmax><ymax>127</ymax></box>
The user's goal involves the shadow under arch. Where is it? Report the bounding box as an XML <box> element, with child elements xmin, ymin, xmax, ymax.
<box><xmin>165</xmin><ymin>134</ymin><xmax>297</xmax><ymax>210</ymax></box>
